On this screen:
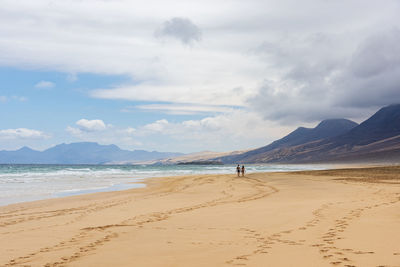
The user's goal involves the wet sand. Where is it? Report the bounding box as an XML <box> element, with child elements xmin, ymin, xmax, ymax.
<box><xmin>0</xmin><ymin>166</ymin><xmax>399</xmax><ymax>267</ymax></box>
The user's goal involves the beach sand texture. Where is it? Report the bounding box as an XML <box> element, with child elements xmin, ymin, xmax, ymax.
<box><xmin>0</xmin><ymin>167</ymin><xmax>399</xmax><ymax>267</ymax></box>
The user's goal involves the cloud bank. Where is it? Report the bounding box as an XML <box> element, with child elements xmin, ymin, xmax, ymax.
<box><xmin>1</xmin><ymin>0</ymin><xmax>400</xmax><ymax>151</ymax></box>
<box><xmin>0</xmin><ymin>128</ymin><xmax>50</xmax><ymax>140</ymax></box>
<box><xmin>248</xmin><ymin>28</ymin><xmax>400</xmax><ymax>123</ymax></box>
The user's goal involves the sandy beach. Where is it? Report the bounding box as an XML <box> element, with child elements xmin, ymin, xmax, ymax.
<box><xmin>1</xmin><ymin>166</ymin><xmax>399</xmax><ymax>267</ymax></box>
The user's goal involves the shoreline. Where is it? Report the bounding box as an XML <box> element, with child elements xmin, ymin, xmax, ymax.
<box><xmin>0</xmin><ymin>164</ymin><xmax>378</xmax><ymax>208</ymax></box>
<box><xmin>0</xmin><ymin>163</ymin><xmax>334</xmax><ymax>207</ymax></box>
<box><xmin>1</xmin><ymin>166</ymin><xmax>399</xmax><ymax>266</ymax></box>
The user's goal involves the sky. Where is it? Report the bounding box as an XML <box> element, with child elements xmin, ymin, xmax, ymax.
<box><xmin>1</xmin><ymin>0</ymin><xmax>400</xmax><ymax>153</ymax></box>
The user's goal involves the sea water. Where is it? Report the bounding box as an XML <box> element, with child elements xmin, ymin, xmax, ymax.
<box><xmin>0</xmin><ymin>164</ymin><xmax>326</xmax><ymax>206</ymax></box>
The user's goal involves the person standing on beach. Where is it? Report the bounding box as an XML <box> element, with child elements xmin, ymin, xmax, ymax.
<box><xmin>236</xmin><ymin>165</ymin><xmax>241</xmax><ymax>177</ymax></box>
<box><xmin>241</xmin><ymin>165</ymin><xmax>245</xmax><ymax>177</ymax></box>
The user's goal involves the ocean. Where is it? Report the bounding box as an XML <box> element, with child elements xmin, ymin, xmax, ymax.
<box><xmin>0</xmin><ymin>164</ymin><xmax>327</xmax><ymax>206</ymax></box>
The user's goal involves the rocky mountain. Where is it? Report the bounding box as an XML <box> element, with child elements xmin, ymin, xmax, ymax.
<box><xmin>0</xmin><ymin>142</ymin><xmax>183</xmax><ymax>164</ymax></box>
<box><xmin>332</xmin><ymin>104</ymin><xmax>400</xmax><ymax>146</ymax></box>
<box><xmin>219</xmin><ymin>104</ymin><xmax>400</xmax><ymax>164</ymax></box>
<box><xmin>219</xmin><ymin>118</ymin><xmax>358</xmax><ymax>163</ymax></box>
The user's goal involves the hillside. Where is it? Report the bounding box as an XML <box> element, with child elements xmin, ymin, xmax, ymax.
<box><xmin>219</xmin><ymin>104</ymin><xmax>400</xmax><ymax>164</ymax></box>
<box><xmin>144</xmin><ymin>150</ymin><xmax>250</xmax><ymax>165</ymax></box>
<box><xmin>219</xmin><ymin>118</ymin><xmax>358</xmax><ymax>163</ymax></box>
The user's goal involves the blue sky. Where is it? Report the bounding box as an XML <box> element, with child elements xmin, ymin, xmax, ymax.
<box><xmin>0</xmin><ymin>67</ymin><xmax>201</xmax><ymax>128</ymax></box>
<box><xmin>0</xmin><ymin>67</ymin><xmax>220</xmax><ymax>151</ymax></box>
<box><xmin>1</xmin><ymin>0</ymin><xmax>399</xmax><ymax>152</ymax></box>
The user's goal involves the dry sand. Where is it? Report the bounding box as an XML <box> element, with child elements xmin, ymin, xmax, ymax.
<box><xmin>0</xmin><ymin>166</ymin><xmax>399</xmax><ymax>267</ymax></box>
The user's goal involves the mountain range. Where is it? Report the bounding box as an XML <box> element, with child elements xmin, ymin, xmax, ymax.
<box><xmin>217</xmin><ymin>104</ymin><xmax>400</xmax><ymax>164</ymax></box>
<box><xmin>0</xmin><ymin>142</ymin><xmax>183</xmax><ymax>164</ymax></box>
<box><xmin>2</xmin><ymin>104</ymin><xmax>400</xmax><ymax>165</ymax></box>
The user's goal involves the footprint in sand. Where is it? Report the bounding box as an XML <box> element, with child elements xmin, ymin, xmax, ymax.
<box><xmin>311</xmin><ymin>244</ymin><xmax>324</xmax><ymax>247</ymax></box>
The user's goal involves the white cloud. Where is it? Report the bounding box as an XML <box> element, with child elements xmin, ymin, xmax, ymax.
<box><xmin>66</xmin><ymin>126</ymin><xmax>83</xmax><ymax>136</ymax></box>
<box><xmin>0</xmin><ymin>128</ymin><xmax>50</xmax><ymax>139</ymax></box>
<box><xmin>128</xmin><ymin>103</ymin><xmax>236</xmax><ymax>115</ymax></box>
<box><xmin>141</xmin><ymin>119</ymin><xmax>169</xmax><ymax>133</ymax></box>
<box><xmin>124</xmin><ymin>127</ymin><xmax>136</xmax><ymax>135</ymax></box>
<box><xmin>0</xmin><ymin>96</ymin><xmax>7</xmax><ymax>102</ymax></box>
<box><xmin>35</xmin><ymin>80</ymin><xmax>55</xmax><ymax>89</ymax></box>
<box><xmin>90</xmin><ymin>71</ymin><xmax>261</xmax><ymax>107</ymax></box>
<box><xmin>66</xmin><ymin>119</ymin><xmax>109</xmax><ymax>136</ymax></box>
<box><xmin>131</xmin><ymin>110</ymin><xmax>292</xmax><ymax>152</ymax></box>
<box><xmin>76</xmin><ymin>119</ymin><xmax>107</xmax><ymax>132</ymax></box>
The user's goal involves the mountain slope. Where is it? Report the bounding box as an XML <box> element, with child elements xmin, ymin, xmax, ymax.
<box><xmin>220</xmin><ymin>104</ymin><xmax>400</xmax><ymax>164</ymax></box>
<box><xmin>0</xmin><ymin>147</ymin><xmax>42</xmax><ymax>164</ymax></box>
<box><xmin>146</xmin><ymin>149</ymin><xmax>251</xmax><ymax>165</ymax></box>
<box><xmin>41</xmin><ymin>143</ymin><xmax>123</xmax><ymax>164</ymax></box>
<box><xmin>0</xmin><ymin>142</ymin><xmax>183</xmax><ymax>164</ymax></box>
<box><xmin>220</xmin><ymin>118</ymin><xmax>358</xmax><ymax>163</ymax></box>
<box><xmin>332</xmin><ymin>104</ymin><xmax>400</xmax><ymax>146</ymax></box>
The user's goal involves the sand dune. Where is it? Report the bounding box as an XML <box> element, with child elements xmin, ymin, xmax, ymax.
<box><xmin>1</xmin><ymin>167</ymin><xmax>399</xmax><ymax>266</ymax></box>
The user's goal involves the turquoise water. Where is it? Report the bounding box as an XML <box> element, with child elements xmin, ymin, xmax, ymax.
<box><xmin>0</xmin><ymin>164</ymin><xmax>326</xmax><ymax>206</ymax></box>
